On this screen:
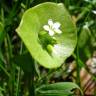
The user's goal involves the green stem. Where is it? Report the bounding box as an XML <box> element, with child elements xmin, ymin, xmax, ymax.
<box><xmin>29</xmin><ymin>60</ymin><xmax>35</xmax><ymax>96</ymax></box>
<box><xmin>6</xmin><ymin>33</ymin><xmax>15</xmax><ymax>96</ymax></box>
<box><xmin>8</xmin><ymin>0</ymin><xmax>22</xmax><ymax>17</ymax></box>
<box><xmin>16</xmin><ymin>67</ymin><xmax>21</xmax><ymax>96</ymax></box>
<box><xmin>0</xmin><ymin>58</ymin><xmax>10</xmax><ymax>77</ymax></box>
<box><xmin>25</xmin><ymin>59</ymin><xmax>35</xmax><ymax>96</ymax></box>
<box><xmin>15</xmin><ymin>41</ymin><xmax>23</xmax><ymax>96</ymax></box>
<box><xmin>64</xmin><ymin>0</ymin><xmax>70</xmax><ymax>8</ymax></box>
<box><xmin>26</xmin><ymin>0</ymin><xmax>30</xmax><ymax>9</ymax></box>
<box><xmin>76</xmin><ymin>45</ymin><xmax>81</xmax><ymax>86</ymax></box>
<box><xmin>76</xmin><ymin>4</ymin><xmax>93</xmax><ymax>22</ymax></box>
<box><xmin>76</xmin><ymin>31</ymin><xmax>81</xmax><ymax>88</ymax></box>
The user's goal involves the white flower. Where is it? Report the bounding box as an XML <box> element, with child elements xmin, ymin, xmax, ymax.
<box><xmin>43</xmin><ymin>19</ymin><xmax>62</xmax><ymax>36</ymax></box>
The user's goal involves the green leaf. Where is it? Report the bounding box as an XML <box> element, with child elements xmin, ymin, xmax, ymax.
<box><xmin>36</xmin><ymin>82</ymin><xmax>83</xmax><ymax>96</ymax></box>
<box><xmin>78</xmin><ymin>25</ymin><xmax>92</xmax><ymax>61</ymax></box>
<box><xmin>0</xmin><ymin>22</ymin><xmax>3</xmax><ymax>32</ymax></box>
<box><xmin>0</xmin><ymin>22</ymin><xmax>4</xmax><ymax>45</ymax></box>
<box><xmin>78</xmin><ymin>25</ymin><xmax>91</xmax><ymax>48</ymax></box>
<box><xmin>16</xmin><ymin>2</ymin><xmax>77</xmax><ymax>68</ymax></box>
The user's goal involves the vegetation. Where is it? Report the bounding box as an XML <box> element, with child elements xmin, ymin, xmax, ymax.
<box><xmin>0</xmin><ymin>0</ymin><xmax>96</xmax><ymax>96</ymax></box>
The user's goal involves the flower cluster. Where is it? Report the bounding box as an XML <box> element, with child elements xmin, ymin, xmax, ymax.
<box><xmin>43</xmin><ymin>19</ymin><xmax>62</xmax><ymax>36</ymax></box>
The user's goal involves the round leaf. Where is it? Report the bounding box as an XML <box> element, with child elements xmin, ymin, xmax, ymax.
<box><xmin>16</xmin><ymin>2</ymin><xmax>77</xmax><ymax>68</ymax></box>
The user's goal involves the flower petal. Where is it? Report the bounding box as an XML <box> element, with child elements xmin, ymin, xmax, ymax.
<box><xmin>48</xmin><ymin>29</ymin><xmax>54</xmax><ymax>36</ymax></box>
<box><xmin>53</xmin><ymin>22</ymin><xmax>61</xmax><ymax>29</ymax></box>
<box><xmin>55</xmin><ymin>29</ymin><xmax>62</xmax><ymax>34</ymax></box>
<box><xmin>48</xmin><ymin>19</ymin><xmax>54</xmax><ymax>26</ymax></box>
<box><xmin>43</xmin><ymin>25</ymin><xmax>50</xmax><ymax>31</ymax></box>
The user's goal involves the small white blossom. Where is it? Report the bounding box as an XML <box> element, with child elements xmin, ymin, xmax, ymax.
<box><xmin>43</xmin><ymin>19</ymin><xmax>62</xmax><ymax>36</ymax></box>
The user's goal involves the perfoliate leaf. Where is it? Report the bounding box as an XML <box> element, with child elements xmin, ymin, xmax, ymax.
<box><xmin>16</xmin><ymin>2</ymin><xmax>77</xmax><ymax>68</ymax></box>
